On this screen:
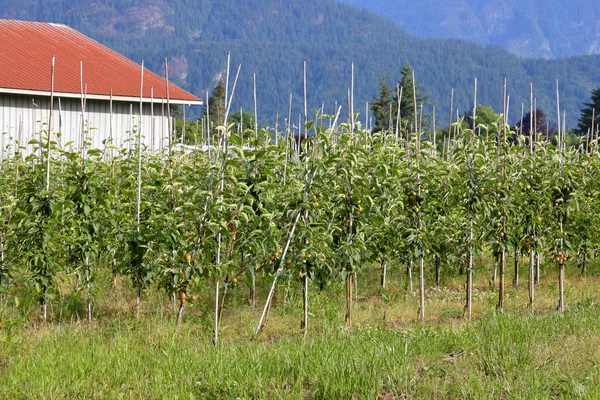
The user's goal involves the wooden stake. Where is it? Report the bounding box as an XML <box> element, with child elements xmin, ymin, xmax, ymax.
<box><xmin>254</xmin><ymin>73</ymin><xmax>258</xmax><ymax>142</ymax></box>
<box><xmin>46</xmin><ymin>55</ymin><xmax>54</xmax><ymax>190</ymax></box>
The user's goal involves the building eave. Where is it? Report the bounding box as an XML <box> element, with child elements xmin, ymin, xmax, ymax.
<box><xmin>0</xmin><ymin>87</ymin><xmax>203</xmax><ymax>106</ymax></box>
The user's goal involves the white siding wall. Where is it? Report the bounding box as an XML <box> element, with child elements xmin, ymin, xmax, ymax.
<box><xmin>0</xmin><ymin>93</ymin><xmax>174</xmax><ymax>160</ymax></box>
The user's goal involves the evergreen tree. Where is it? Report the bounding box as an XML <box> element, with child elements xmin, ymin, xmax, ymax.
<box><xmin>205</xmin><ymin>79</ymin><xmax>226</xmax><ymax>134</ymax></box>
<box><xmin>577</xmin><ymin>88</ymin><xmax>600</xmax><ymax>136</ymax></box>
<box><xmin>394</xmin><ymin>62</ymin><xmax>428</xmax><ymax>132</ymax></box>
<box><xmin>370</xmin><ymin>76</ymin><xmax>394</xmax><ymax>132</ymax></box>
<box><xmin>371</xmin><ymin>63</ymin><xmax>429</xmax><ymax>134</ymax></box>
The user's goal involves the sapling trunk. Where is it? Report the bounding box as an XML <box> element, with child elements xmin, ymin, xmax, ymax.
<box><xmin>301</xmin><ymin>274</ymin><xmax>308</xmax><ymax>333</ymax></box>
<box><xmin>86</xmin><ymin>265</ymin><xmax>91</xmax><ymax>323</ymax></box>
<box><xmin>112</xmin><ymin>260</ymin><xmax>117</xmax><ymax>289</ymax></box>
<box><xmin>418</xmin><ymin>255</ymin><xmax>425</xmax><ymax>321</ymax></box>
<box><xmin>465</xmin><ymin>220</ymin><xmax>473</xmax><ymax>321</ymax></box>
<box><xmin>498</xmin><ymin>249</ymin><xmax>505</xmax><ymax>312</ymax></box>
<box><xmin>380</xmin><ymin>260</ymin><xmax>387</xmax><ymax>291</ymax></box>
<box><xmin>253</xmin><ymin>210</ymin><xmax>303</xmax><ymax>340</ymax></box>
<box><xmin>217</xmin><ymin>281</ymin><xmax>228</xmax><ymax>330</ymax></box>
<box><xmin>173</xmin><ymin>296</ymin><xmax>185</xmax><ymax>338</ymax></box>
<box><xmin>136</xmin><ymin>285</ymin><xmax>141</xmax><ymax>318</ymax></box>
<box><xmin>558</xmin><ymin>222</ymin><xmax>565</xmax><ymax>313</ymax></box>
<box><xmin>513</xmin><ymin>248</ymin><xmax>519</xmax><ymax>288</ymax></box>
<box><xmin>407</xmin><ymin>261</ymin><xmax>413</xmax><ymax>292</ymax></box>
<box><xmin>249</xmin><ymin>270</ymin><xmax>256</xmax><ymax>308</ymax></box>
<box><xmin>41</xmin><ymin>284</ymin><xmax>48</xmax><ymax>323</ymax></box>
<box><xmin>536</xmin><ymin>253</ymin><xmax>541</xmax><ymax>284</ymax></box>
<box><xmin>581</xmin><ymin>243</ymin><xmax>587</xmax><ymax>276</ymax></box>
<box><xmin>529</xmin><ymin>248</ymin><xmax>535</xmax><ymax>312</ymax></box>
<box><xmin>353</xmin><ymin>271</ymin><xmax>358</xmax><ymax>304</ymax></box>
<box><xmin>345</xmin><ymin>270</ymin><xmax>353</xmax><ymax>325</ymax></box>
<box><xmin>0</xmin><ymin>239</ymin><xmax>4</xmax><ymax>289</ymax></box>
<box><xmin>213</xmin><ymin>280</ymin><xmax>219</xmax><ymax>344</ymax></box>
<box><xmin>435</xmin><ymin>256</ymin><xmax>440</xmax><ymax>288</ymax></box>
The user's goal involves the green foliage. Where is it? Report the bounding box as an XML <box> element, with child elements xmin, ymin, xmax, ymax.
<box><xmin>206</xmin><ymin>79</ymin><xmax>225</xmax><ymax>135</ymax></box>
<box><xmin>577</xmin><ymin>87</ymin><xmax>600</xmax><ymax>136</ymax></box>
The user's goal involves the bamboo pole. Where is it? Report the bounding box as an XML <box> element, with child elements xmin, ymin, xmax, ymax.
<box><xmin>46</xmin><ymin>55</ymin><xmax>54</xmax><ymax>190</ymax></box>
<box><xmin>137</xmin><ymin>61</ymin><xmax>144</xmax><ymax>227</ymax></box>
<box><xmin>432</xmin><ymin>106</ymin><xmax>436</xmax><ymax>153</ymax></box>
<box><xmin>304</xmin><ymin>62</ymin><xmax>308</xmax><ymax>142</ymax></box>
<box><xmin>498</xmin><ymin>78</ymin><xmax>507</xmax><ymax>313</ymax></box>
<box><xmin>556</xmin><ymin>80</ymin><xmax>565</xmax><ymax>313</ymax></box>
<box><xmin>466</xmin><ymin>78</ymin><xmax>477</xmax><ymax>321</ymax></box>
<box><xmin>79</xmin><ymin>61</ymin><xmax>86</xmax><ymax>162</ymax></box>
<box><xmin>254</xmin><ymin>73</ymin><xmax>258</xmax><ymax>142</ymax></box>
<box><xmin>253</xmin><ymin>211</ymin><xmax>302</xmax><ymax>340</ymax></box>
<box><xmin>412</xmin><ymin>72</ymin><xmax>425</xmax><ymax>321</ymax></box>
<box><xmin>206</xmin><ymin>91</ymin><xmax>210</xmax><ymax>158</ymax></box>
<box><xmin>213</xmin><ymin>63</ymin><xmax>241</xmax><ymax>345</ymax></box>
<box><xmin>529</xmin><ymin>82</ymin><xmax>535</xmax><ymax>312</ymax></box>
<box><xmin>350</xmin><ymin>61</ymin><xmax>355</xmax><ymax>132</ymax></box>
<box><xmin>150</xmin><ymin>87</ymin><xmax>154</xmax><ymax>153</ymax></box>
<box><xmin>591</xmin><ymin>108</ymin><xmax>596</xmax><ymax>154</ymax></box>
<box><xmin>447</xmin><ymin>89</ymin><xmax>454</xmax><ymax>159</ymax></box>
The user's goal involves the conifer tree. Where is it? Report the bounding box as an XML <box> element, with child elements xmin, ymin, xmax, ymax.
<box><xmin>577</xmin><ymin>88</ymin><xmax>600</xmax><ymax>136</ymax></box>
<box><xmin>371</xmin><ymin>76</ymin><xmax>394</xmax><ymax>132</ymax></box>
<box><xmin>206</xmin><ymin>79</ymin><xmax>226</xmax><ymax>135</ymax></box>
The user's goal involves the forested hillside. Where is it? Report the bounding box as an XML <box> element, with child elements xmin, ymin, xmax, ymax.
<box><xmin>339</xmin><ymin>0</ymin><xmax>600</xmax><ymax>59</ymax></box>
<box><xmin>1</xmin><ymin>0</ymin><xmax>599</xmax><ymax>128</ymax></box>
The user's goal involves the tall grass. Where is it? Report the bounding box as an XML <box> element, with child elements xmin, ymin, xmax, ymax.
<box><xmin>2</xmin><ymin>261</ymin><xmax>600</xmax><ymax>398</ymax></box>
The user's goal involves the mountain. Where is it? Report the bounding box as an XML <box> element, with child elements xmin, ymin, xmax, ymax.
<box><xmin>337</xmin><ymin>0</ymin><xmax>600</xmax><ymax>59</ymax></box>
<box><xmin>1</xmin><ymin>0</ymin><xmax>599</xmax><ymax>129</ymax></box>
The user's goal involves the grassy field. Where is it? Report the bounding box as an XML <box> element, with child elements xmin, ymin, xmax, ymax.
<box><xmin>1</xmin><ymin>260</ymin><xmax>600</xmax><ymax>399</ymax></box>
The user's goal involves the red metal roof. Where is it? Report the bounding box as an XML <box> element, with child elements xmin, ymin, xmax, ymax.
<box><xmin>0</xmin><ymin>20</ymin><xmax>201</xmax><ymax>104</ymax></box>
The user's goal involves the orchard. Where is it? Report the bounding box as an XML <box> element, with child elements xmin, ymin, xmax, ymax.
<box><xmin>1</xmin><ymin>108</ymin><xmax>598</xmax><ymax>342</ymax></box>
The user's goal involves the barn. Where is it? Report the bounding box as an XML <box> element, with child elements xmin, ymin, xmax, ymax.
<box><xmin>0</xmin><ymin>20</ymin><xmax>202</xmax><ymax>159</ymax></box>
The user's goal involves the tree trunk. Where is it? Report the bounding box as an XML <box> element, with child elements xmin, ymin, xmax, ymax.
<box><xmin>498</xmin><ymin>249</ymin><xmax>505</xmax><ymax>313</ymax></box>
<box><xmin>465</xmin><ymin>228</ymin><xmax>473</xmax><ymax>321</ymax></box>
<box><xmin>513</xmin><ymin>248</ymin><xmax>519</xmax><ymax>288</ymax></box>
<box><xmin>418</xmin><ymin>255</ymin><xmax>425</xmax><ymax>321</ymax></box>
<box><xmin>345</xmin><ymin>272</ymin><xmax>353</xmax><ymax>325</ymax></box>
<box><xmin>558</xmin><ymin>262</ymin><xmax>565</xmax><ymax>313</ymax></box>
<box><xmin>301</xmin><ymin>274</ymin><xmax>308</xmax><ymax>333</ymax></box>
<box><xmin>135</xmin><ymin>286</ymin><xmax>141</xmax><ymax>318</ymax></box>
<box><xmin>111</xmin><ymin>256</ymin><xmax>117</xmax><ymax>289</ymax></box>
<box><xmin>407</xmin><ymin>261</ymin><xmax>413</xmax><ymax>292</ymax></box>
<box><xmin>581</xmin><ymin>243</ymin><xmax>587</xmax><ymax>276</ymax></box>
<box><xmin>465</xmin><ymin>262</ymin><xmax>472</xmax><ymax>321</ymax></box>
<box><xmin>435</xmin><ymin>256</ymin><xmax>441</xmax><ymax>288</ymax></box>
<box><xmin>353</xmin><ymin>272</ymin><xmax>358</xmax><ymax>303</ymax></box>
<box><xmin>213</xmin><ymin>280</ymin><xmax>219</xmax><ymax>345</ymax></box>
<box><xmin>173</xmin><ymin>299</ymin><xmax>185</xmax><ymax>338</ymax></box>
<box><xmin>491</xmin><ymin>254</ymin><xmax>497</xmax><ymax>292</ymax></box>
<box><xmin>250</xmin><ymin>270</ymin><xmax>256</xmax><ymax>307</ymax></box>
<box><xmin>41</xmin><ymin>285</ymin><xmax>48</xmax><ymax>323</ymax></box>
<box><xmin>87</xmin><ymin>280</ymin><xmax>92</xmax><ymax>323</ymax></box>
<box><xmin>380</xmin><ymin>260</ymin><xmax>387</xmax><ymax>292</ymax></box>
<box><xmin>535</xmin><ymin>252</ymin><xmax>541</xmax><ymax>285</ymax></box>
<box><xmin>529</xmin><ymin>248</ymin><xmax>535</xmax><ymax>312</ymax></box>
<box><xmin>217</xmin><ymin>283</ymin><xmax>228</xmax><ymax>330</ymax></box>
